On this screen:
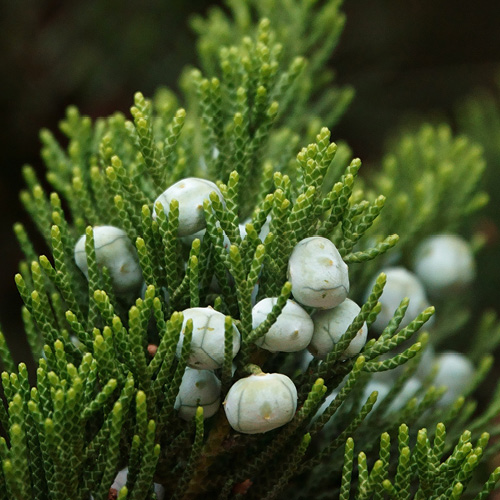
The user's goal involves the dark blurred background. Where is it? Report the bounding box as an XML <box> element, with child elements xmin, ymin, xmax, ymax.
<box><xmin>1</xmin><ymin>0</ymin><xmax>499</xmax><ymax>362</ymax></box>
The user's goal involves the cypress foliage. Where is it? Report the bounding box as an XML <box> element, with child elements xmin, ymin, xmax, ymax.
<box><xmin>1</xmin><ymin>1</ymin><xmax>499</xmax><ymax>499</ymax></box>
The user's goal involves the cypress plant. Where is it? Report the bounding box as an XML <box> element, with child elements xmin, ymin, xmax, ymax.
<box><xmin>1</xmin><ymin>1</ymin><xmax>500</xmax><ymax>499</ymax></box>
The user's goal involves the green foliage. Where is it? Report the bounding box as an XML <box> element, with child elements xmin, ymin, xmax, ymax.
<box><xmin>1</xmin><ymin>1</ymin><xmax>499</xmax><ymax>499</ymax></box>
<box><xmin>455</xmin><ymin>76</ymin><xmax>500</xmax><ymax>316</ymax></box>
<box><xmin>347</xmin><ymin>123</ymin><xmax>488</xmax><ymax>301</ymax></box>
<box><xmin>372</xmin><ymin>124</ymin><xmax>487</xmax><ymax>252</ymax></box>
<box><xmin>457</xmin><ymin>75</ymin><xmax>500</xmax><ymax>177</ymax></box>
<box><xmin>191</xmin><ymin>0</ymin><xmax>353</xmax><ymax>132</ymax></box>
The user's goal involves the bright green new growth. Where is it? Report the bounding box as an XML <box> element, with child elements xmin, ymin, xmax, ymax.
<box><xmin>1</xmin><ymin>1</ymin><xmax>500</xmax><ymax>499</ymax></box>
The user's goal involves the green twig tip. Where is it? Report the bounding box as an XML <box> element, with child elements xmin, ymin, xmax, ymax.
<box><xmin>136</xmin><ymin>391</ymin><xmax>146</xmax><ymax>405</ymax></box>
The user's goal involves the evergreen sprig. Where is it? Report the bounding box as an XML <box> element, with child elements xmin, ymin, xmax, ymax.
<box><xmin>1</xmin><ymin>1</ymin><xmax>499</xmax><ymax>499</ymax></box>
